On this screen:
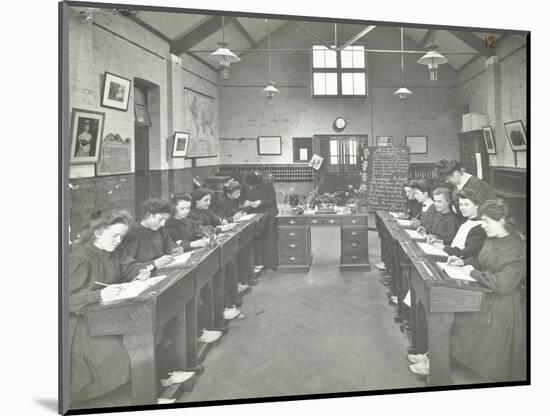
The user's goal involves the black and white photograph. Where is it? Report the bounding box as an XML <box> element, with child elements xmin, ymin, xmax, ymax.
<box><xmin>57</xmin><ymin>1</ymin><xmax>531</xmax><ymax>415</ymax></box>
<box><xmin>69</xmin><ymin>108</ymin><xmax>104</xmax><ymax>164</ymax></box>
<box><xmin>101</xmin><ymin>71</ymin><xmax>131</xmax><ymax>111</ymax></box>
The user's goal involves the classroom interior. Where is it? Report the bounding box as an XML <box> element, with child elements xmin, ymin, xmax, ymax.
<box><xmin>63</xmin><ymin>4</ymin><xmax>528</xmax><ymax>411</ymax></box>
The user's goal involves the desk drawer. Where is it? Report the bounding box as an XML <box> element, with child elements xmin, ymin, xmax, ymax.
<box><xmin>341</xmin><ymin>227</ymin><xmax>368</xmax><ymax>242</ymax></box>
<box><xmin>342</xmin><ymin>239</ymin><xmax>368</xmax><ymax>252</ymax></box>
<box><xmin>279</xmin><ymin>241</ymin><xmax>308</xmax><ymax>254</ymax></box>
<box><xmin>278</xmin><ymin>252</ymin><xmax>310</xmax><ymax>265</ymax></box>
<box><xmin>341</xmin><ymin>251</ymin><xmax>368</xmax><ymax>264</ymax></box>
<box><xmin>341</xmin><ymin>216</ymin><xmax>368</xmax><ymax>226</ymax></box>
<box><xmin>278</xmin><ymin>227</ymin><xmax>308</xmax><ymax>244</ymax></box>
<box><xmin>278</xmin><ymin>217</ymin><xmax>306</xmax><ymax>226</ymax></box>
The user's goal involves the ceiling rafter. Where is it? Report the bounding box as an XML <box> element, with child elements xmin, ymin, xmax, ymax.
<box><xmin>230</xmin><ymin>17</ymin><xmax>256</xmax><ymax>47</ymax></box>
<box><xmin>171</xmin><ymin>15</ymin><xmax>228</xmax><ymax>56</ymax></box>
<box><xmin>448</xmin><ymin>30</ymin><xmax>491</xmax><ymax>57</ymax></box>
<box><xmin>238</xmin><ymin>21</ymin><xmax>293</xmax><ymax>61</ymax></box>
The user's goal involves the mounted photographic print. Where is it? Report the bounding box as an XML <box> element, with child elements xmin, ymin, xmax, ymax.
<box><xmin>69</xmin><ymin>108</ymin><xmax>105</xmax><ymax>164</ymax></box>
<box><xmin>504</xmin><ymin>120</ymin><xmax>527</xmax><ymax>151</ymax></box>
<box><xmin>101</xmin><ymin>72</ymin><xmax>131</xmax><ymax>111</ymax></box>
<box><xmin>405</xmin><ymin>135</ymin><xmax>428</xmax><ymax>154</ymax></box>
<box><xmin>172</xmin><ymin>132</ymin><xmax>190</xmax><ymax>157</ymax></box>
<box><xmin>482</xmin><ymin>126</ymin><xmax>497</xmax><ymax>154</ymax></box>
<box><xmin>257</xmin><ymin>136</ymin><xmax>282</xmax><ymax>155</ymax></box>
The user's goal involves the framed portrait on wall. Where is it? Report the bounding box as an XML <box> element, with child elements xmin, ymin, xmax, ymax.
<box><xmin>504</xmin><ymin>120</ymin><xmax>527</xmax><ymax>151</ymax></box>
<box><xmin>69</xmin><ymin>108</ymin><xmax>105</xmax><ymax>164</ymax></box>
<box><xmin>405</xmin><ymin>135</ymin><xmax>428</xmax><ymax>154</ymax></box>
<box><xmin>172</xmin><ymin>132</ymin><xmax>190</xmax><ymax>158</ymax></box>
<box><xmin>101</xmin><ymin>71</ymin><xmax>131</xmax><ymax>111</ymax></box>
<box><xmin>482</xmin><ymin>126</ymin><xmax>497</xmax><ymax>154</ymax></box>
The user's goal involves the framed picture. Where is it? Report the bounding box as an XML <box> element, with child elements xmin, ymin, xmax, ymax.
<box><xmin>293</xmin><ymin>137</ymin><xmax>313</xmax><ymax>162</ymax></box>
<box><xmin>69</xmin><ymin>108</ymin><xmax>105</xmax><ymax>164</ymax></box>
<box><xmin>172</xmin><ymin>131</ymin><xmax>190</xmax><ymax>158</ymax></box>
<box><xmin>376</xmin><ymin>136</ymin><xmax>393</xmax><ymax>147</ymax></box>
<box><xmin>101</xmin><ymin>71</ymin><xmax>131</xmax><ymax>111</ymax></box>
<box><xmin>258</xmin><ymin>136</ymin><xmax>282</xmax><ymax>155</ymax></box>
<box><xmin>405</xmin><ymin>135</ymin><xmax>428</xmax><ymax>154</ymax></box>
<box><xmin>504</xmin><ymin>120</ymin><xmax>527</xmax><ymax>151</ymax></box>
<box><xmin>482</xmin><ymin>126</ymin><xmax>497</xmax><ymax>154</ymax></box>
<box><xmin>134</xmin><ymin>103</ymin><xmax>151</xmax><ymax>126</ymax></box>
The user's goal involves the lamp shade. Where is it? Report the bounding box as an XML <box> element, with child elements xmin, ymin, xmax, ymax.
<box><xmin>393</xmin><ymin>87</ymin><xmax>412</xmax><ymax>97</ymax></box>
<box><xmin>262</xmin><ymin>82</ymin><xmax>280</xmax><ymax>98</ymax></box>
<box><xmin>208</xmin><ymin>47</ymin><xmax>241</xmax><ymax>64</ymax></box>
<box><xmin>417</xmin><ymin>50</ymin><xmax>448</xmax><ymax>66</ymax></box>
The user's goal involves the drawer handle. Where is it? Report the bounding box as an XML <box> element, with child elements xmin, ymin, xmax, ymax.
<box><xmin>289</xmin><ymin>220</ymin><xmax>296</xmax><ymax>225</ymax></box>
<box><xmin>352</xmin><ymin>255</ymin><xmax>358</xmax><ymax>260</ymax></box>
<box><xmin>289</xmin><ymin>256</ymin><xmax>296</xmax><ymax>262</ymax></box>
<box><xmin>328</xmin><ymin>219</ymin><xmax>336</xmax><ymax>224</ymax></box>
<box><xmin>351</xmin><ymin>219</ymin><xmax>358</xmax><ymax>224</ymax></box>
<box><xmin>289</xmin><ymin>244</ymin><xmax>296</xmax><ymax>248</ymax></box>
<box><xmin>352</xmin><ymin>243</ymin><xmax>358</xmax><ymax>248</ymax></box>
<box><xmin>289</xmin><ymin>232</ymin><xmax>295</xmax><ymax>237</ymax></box>
<box><xmin>311</xmin><ymin>219</ymin><xmax>318</xmax><ymax>224</ymax></box>
<box><xmin>351</xmin><ymin>232</ymin><xmax>359</xmax><ymax>237</ymax></box>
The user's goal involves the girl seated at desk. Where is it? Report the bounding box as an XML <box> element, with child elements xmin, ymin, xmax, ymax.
<box><xmin>404</xmin><ymin>181</ymin><xmax>422</xmax><ymax>220</ymax></box>
<box><xmin>165</xmin><ymin>193</ymin><xmax>210</xmax><ymax>251</ymax></box>
<box><xmin>189</xmin><ymin>187</ymin><xmax>241</xmax><ymax>320</ymax></box>
<box><xmin>431</xmin><ymin>188</ymin><xmax>485</xmax><ymax>259</ymax></box>
<box><xmin>425</xmin><ymin>187</ymin><xmax>458</xmax><ymax>246</ymax></box>
<box><xmin>410</xmin><ymin>180</ymin><xmax>437</xmax><ymax>232</ymax></box>
<box><xmin>68</xmin><ymin>210</ymin><xmax>154</xmax><ymax>404</ymax></box>
<box><xmin>214</xmin><ymin>179</ymin><xmax>245</xmax><ymax>223</ymax></box>
<box><xmin>409</xmin><ymin>200</ymin><xmax>526</xmax><ymax>382</ymax></box>
<box><xmin>118</xmin><ymin>198</ymin><xmax>176</xmax><ymax>270</ymax></box>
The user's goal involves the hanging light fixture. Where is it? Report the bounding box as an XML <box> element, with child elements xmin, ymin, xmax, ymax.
<box><xmin>417</xmin><ymin>30</ymin><xmax>448</xmax><ymax>81</ymax></box>
<box><xmin>394</xmin><ymin>27</ymin><xmax>412</xmax><ymax>103</ymax></box>
<box><xmin>262</xmin><ymin>19</ymin><xmax>280</xmax><ymax>99</ymax></box>
<box><xmin>208</xmin><ymin>16</ymin><xmax>240</xmax><ymax>80</ymax></box>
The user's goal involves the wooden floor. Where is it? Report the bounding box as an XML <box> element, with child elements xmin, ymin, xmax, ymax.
<box><xmin>180</xmin><ymin>227</ymin><xmax>427</xmax><ymax>403</ymax></box>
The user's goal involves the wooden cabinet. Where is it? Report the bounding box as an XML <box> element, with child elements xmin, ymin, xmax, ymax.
<box><xmin>340</xmin><ymin>226</ymin><xmax>369</xmax><ymax>270</ymax></box>
<box><xmin>277</xmin><ymin>226</ymin><xmax>312</xmax><ymax>272</ymax></box>
<box><xmin>458</xmin><ymin>130</ymin><xmax>489</xmax><ymax>180</ymax></box>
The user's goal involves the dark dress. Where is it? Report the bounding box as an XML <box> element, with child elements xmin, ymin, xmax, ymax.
<box><xmin>165</xmin><ymin>217</ymin><xmax>203</xmax><ymax>251</ymax></box>
<box><xmin>453</xmin><ymin>175</ymin><xmax>496</xmax><ymax>223</ymax></box>
<box><xmin>450</xmin><ymin>233</ymin><xmax>526</xmax><ymax>381</ymax></box>
<box><xmin>188</xmin><ymin>207</ymin><xmax>223</xmax><ymax>228</ymax></box>
<box><xmin>419</xmin><ymin>203</ymin><xmax>438</xmax><ymax>231</ymax></box>
<box><xmin>443</xmin><ymin>218</ymin><xmax>485</xmax><ymax>259</ymax></box>
<box><xmin>245</xmin><ymin>179</ymin><xmax>279</xmax><ymax>270</ymax></box>
<box><xmin>427</xmin><ymin>211</ymin><xmax>458</xmax><ymax>245</ymax></box>
<box><xmin>68</xmin><ymin>244</ymin><xmax>144</xmax><ymax>403</ymax></box>
<box><xmin>406</xmin><ymin>198</ymin><xmax>422</xmax><ymax>220</ymax></box>
<box><xmin>118</xmin><ymin>224</ymin><xmax>175</xmax><ymax>266</ymax></box>
<box><xmin>214</xmin><ymin>197</ymin><xmax>242</xmax><ymax>223</ymax></box>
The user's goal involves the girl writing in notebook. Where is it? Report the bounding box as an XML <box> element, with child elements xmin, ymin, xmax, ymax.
<box><xmin>425</xmin><ymin>187</ymin><xmax>458</xmax><ymax>246</ymax></box>
<box><xmin>165</xmin><ymin>193</ymin><xmax>210</xmax><ymax>251</ymax></box>
<box><xmin>68</xmin><ymin>210</ymin><xmax>152</xmax><ymax>404</ymax></box>
<box><xmin>410</xmin><ymin>180</ymin><xmax>437</xmax><ymax>233</ymax></box>
<box><xmin>214</xmin><ymin>179</ymin><xmax>245</xmax><ymax>222</ymax></box>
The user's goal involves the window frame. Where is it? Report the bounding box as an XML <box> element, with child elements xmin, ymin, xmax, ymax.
<box><xmin>311</xmin><ymin>44</ymin><xmax>368</xmax><ymax>99</ymax></box>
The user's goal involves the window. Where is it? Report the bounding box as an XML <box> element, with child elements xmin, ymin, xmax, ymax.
<box><xmin>312</xmin><ymin>45</ymin><xmax>367</xmax><ymax>97</ymax></box>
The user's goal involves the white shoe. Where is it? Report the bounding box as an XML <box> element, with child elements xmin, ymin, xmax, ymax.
<box><xmin>407</xmin><ymin>352</ymin><xmax>429</xmax><ymax>364</ymax></box>
<box><xmin>198</xmin><ymin>329</ymin><xmax>222</xmax><ymax>344</ymax></box>
<box><xmin>157</xmin><ymin>398</ymin><xmax>176</xmax><ymax>404</ymax></box>
<box><xmin>160</xmin><ymin>371</ymin><xmax>195</xmax><ymax>387</ymax></box>
<box><xmin>409</xmin><ymin>360</ymin><xmax>430</xmax><ymax>376</ymax></box>
<box><xmin>390</xmin><ymin>295</ymin><xmax>398</xmax><ymax>305</ymax></box>
<box><xmin>237</xmin><ymin>283</ymin><xmax>250</xmax><ymax>294</ymax></box>
<box><xmin>223</xmin><ymin>306</ymin><xmax>240</xmax><ymax>320</ymax></box>
<box><xmin>254</xmin><ymin>265</ymin><xmax>264</xmax><ymax>272</ymax></box>
<box><xmin>375</xmin><ymin>262</ymin><xmax>386</xmax><ymax>271</ymax></box>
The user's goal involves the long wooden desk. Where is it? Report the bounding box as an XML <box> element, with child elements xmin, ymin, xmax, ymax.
<box><xmin>277</xmin><ymin>213</ymin><xmax>370</xmax><ymax>272</ymax></box>
<box><xmin>375</xmin><ymin>211</ymin><xmax>491</xmax><ymax>386</ymax></box>
<box><xmin>78</xmin><ymin>213</ymin><xmax>266</xmax><ymax>406</ymax></box>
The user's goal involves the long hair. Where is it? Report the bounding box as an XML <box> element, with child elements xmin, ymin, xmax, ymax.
<box><xmin>75</xmin><ymin>209</ymin><xmax>132</xmax><ymax>247</ymax></box>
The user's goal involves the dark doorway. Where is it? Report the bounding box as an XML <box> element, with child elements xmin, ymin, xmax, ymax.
<box><xmin>134</xmin><ymin>81</ymin><xmax>151</xmax><ymax>218</ymax></box>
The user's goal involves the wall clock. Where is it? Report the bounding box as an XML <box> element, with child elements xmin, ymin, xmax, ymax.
<box><xmin>333</xmin><ymin>117</ymin><xmax>346</xmax><ymax>131</ymax></box>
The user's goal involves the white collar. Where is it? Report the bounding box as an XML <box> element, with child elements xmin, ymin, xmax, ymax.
<box><xmin>422</xmin><ymin>199</ymin><xmax>434</xmax><ymax>208</ymax></box>
<box><xmin>456</xmin><ymin>172</ymin><xmax>472</xmax><ymax>191</ymax></box>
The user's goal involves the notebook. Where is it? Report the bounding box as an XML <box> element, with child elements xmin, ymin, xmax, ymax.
<box><xmin>389</xmin><ymin>212</ymin><xmax>401</xmax><ymax>219</ymax></box>
<box><xmin>397</xmin><ymin>219</ymin><xmax>413</xmax><ymax>227</ymax></box>
<box><xmin>101</xmin><ymin>275</ymin><xmax>167</xmax><ymax>304</ymax></box>
<box><xmin>417</xmin><ymin>242</ymin><xmax>449</xmax><ymax>258</ymax></box>
<box><xmin>235</xmin><ymin>213</ymin><xmax>256</xmax><ymax>222</ymax></box>
<box><xmin>405</xmin><ymin>229</ymin><xmax>425</xmax><ymax>240</ymax></box>
<box><xmin>157</xmin><ymin>251</ymin><xmax>195</xmax><ymax>269</ymax></box>
<box><xmin>436</xmin><ymin>262</ymin><xmax>476</xmax><ymax>282</ymax></box>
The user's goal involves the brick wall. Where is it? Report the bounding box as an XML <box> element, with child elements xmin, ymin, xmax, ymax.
<box><xmin>456</xmin><ymin>35</ymin><xmax>527</xmax><ymax>168</ymax></box>
<box><xmin>218</xmin><ymin>24</ymin><xmax>460</xmax><ymax>165</ymax></box>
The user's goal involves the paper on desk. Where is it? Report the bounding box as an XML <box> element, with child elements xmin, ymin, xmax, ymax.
<box><xmin>436</xmin><ymin>262</ymin><xmax>476</xmax><ymax>282</ymax></box>
<box><xmin>405</xmin><ymin>229</ymin><xmax>425</xmax><ymax>240</ymax></box>
<box><xmin>397</xmin><ymin>219</ymin><xmax>413</xmax><ymax>227</ymax></box>
<box><xmin>235</xmin><ymin>213</ymin><xmax>256</xmax><ymax>222</ymax></box>
<box><xmin>157</xmin><ymin>251</ymin><xmax>195</xmax><ymax>269</ymax></box>
<box><xmin>403</xmin><ymin>290</ymin><xmax>411</xmax><ymax>307</ymax></box>
<box><xmin>389</xmin><ymin>212</ymin><xmax>404</xmax><ymax>219</ymax></box>
<box><xmin>102</xmin><ymin>275</ymin><xmax>167</xmax><ymax>304</ymax></box>
<box><xmin>417</xmin><ymin>242</ymin><xmax>449</xmax><ymax>258</ymax></box>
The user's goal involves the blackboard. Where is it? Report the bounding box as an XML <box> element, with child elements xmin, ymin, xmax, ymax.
<box><xmin>366</xmin><ymin>146</ymin><xmax>410</xmax><ymax>211</ymax></box>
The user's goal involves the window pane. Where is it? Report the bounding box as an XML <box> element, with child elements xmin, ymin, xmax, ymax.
<box><xmin>330</xmin><ymin>140</ymin><xmax>338</xmax><ymax>156</ymax></box>
<box><xmin>312</xmin><ymin>46</ymin><xmax>325</xmax><ymax>68</ymax></box>
<box><xmin>341</xmin><ymin>73</ymin><xmax>354</xmax><ymax>95</ymax></box>
<box><xmin>325</xmin><ymin>73</ymin><xmax>338</xmax><ymax>95</ymax></box>
<box><xmin>353</xmin><ymin>73</ymin><xmax>366</xmax><ymax>95</ymax></box>
<box><xmin>325</xmin><ymin>49</ymin><xmax>337</xmax><ymax>68</ymax></box>
<box><xmin>313</xmin><ymin>73</ymin><xmax>326</xmax><ymax>95</ymax></box>
<box><xmin>341</xmin><ymin>49</ymin><xmax>353</xmax><ymax>68</ymax></box>
<box><xmin>353</xmin><ymin>46</ymin><xmax>365</xmax><ymax>68</ymax></box>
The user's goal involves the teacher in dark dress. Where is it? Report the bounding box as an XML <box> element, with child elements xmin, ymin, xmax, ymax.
<box><xmin>243</xmin><ymin>172</ymin><xmax>279</xmax><ymax>271</ymax></box>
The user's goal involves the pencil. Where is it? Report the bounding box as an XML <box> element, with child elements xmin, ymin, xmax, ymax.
<box><xmin>94</xmin><ymin>281</ymin><xmax>109</xmax><ymax>287</ymax></box>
